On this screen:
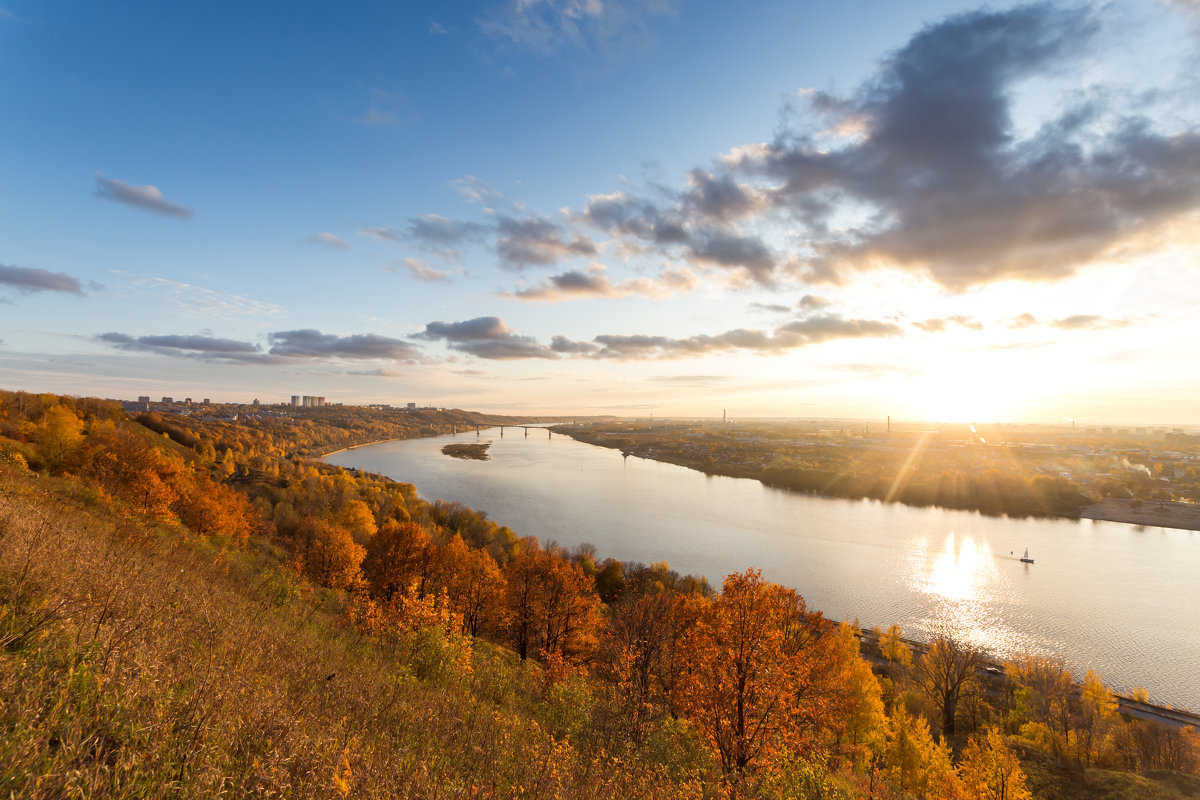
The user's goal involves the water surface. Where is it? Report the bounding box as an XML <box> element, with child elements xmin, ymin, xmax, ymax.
<box><xmin>328</xmin><ymin>427</ymin><xmax>1200</xmax><ymax>709</ymax></box>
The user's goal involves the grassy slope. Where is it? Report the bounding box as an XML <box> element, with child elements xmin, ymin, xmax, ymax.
<box><xmin>0</xmin><ymin>469</ymin><xmax>711</xmax><ymax>799</ymax></box>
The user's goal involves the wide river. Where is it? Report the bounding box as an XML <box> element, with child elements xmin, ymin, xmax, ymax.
<box><xmin>328</xmin><ymin>427</ymin><xmax>1200</xmax><ymax>710</ymax></box>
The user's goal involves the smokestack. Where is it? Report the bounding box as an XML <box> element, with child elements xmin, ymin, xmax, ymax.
<box><xmin>887</xmin><ymin>415</ymin><xmax>891</xmax><ymax>434</ymax></box>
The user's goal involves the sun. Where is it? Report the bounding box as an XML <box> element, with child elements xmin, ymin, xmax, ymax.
<box><xmin>904</xmin><ymin>367</ymin><xmax>1027</xmax><ymax>424</ymax></box>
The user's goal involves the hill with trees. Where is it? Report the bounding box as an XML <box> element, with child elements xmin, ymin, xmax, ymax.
<box><xmin>1</xmin><ymin>389</ymin><xmax>1198</xmax><ymax>798</ymax></box>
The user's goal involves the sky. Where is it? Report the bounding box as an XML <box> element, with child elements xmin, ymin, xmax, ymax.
<box><xmin>2</xmin><ymin>0</ymin><xmax>1200</xmax><ymax>424</ymax></box>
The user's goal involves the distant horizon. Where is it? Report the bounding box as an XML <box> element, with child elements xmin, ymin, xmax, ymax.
<box><xmin>12</xmin><ymin>384</ymin><xmax>1200</xmax><ymax>431</ymax></box>
<box><xmin>4</xmin><ymin>2</ymin><xmax>1199</xmax><ymax>426</ymax></box>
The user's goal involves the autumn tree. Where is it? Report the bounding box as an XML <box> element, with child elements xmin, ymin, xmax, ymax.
<box><xmin>361</xmin><ymin>520</ymin><xmax>432</xmax><ymax>600</ymax></box>
<box><xmin>430</xmin><ymin>534</ymin><xmax>505</xmax><ymax>637</ymax></box>
<box><xmin>35</xmin><ymin>403</ymin><xmax>84</xmax><ymax>472</ymax></box>
<box><xmin>1005</xmin><ymin>655</ymin><xmax>1074</xmax><ymax>755</ymax></box>
<box><xmin>501</xmin><ymin>546</ymin><xmax>600</xmax><ymax>663</ymax></box>
<box><xmin>600</xmin><ymin>587</ymin><xmax>707</xmax><ymax>739</ymax></box>
<box><xmin>882</xmin><ymin>702</ymin><xmax>961</xmax><ymax>799</ymax></box>
<box><xmin>959</xmin><ymin>727</ymin><xmax>1031</xmax><ymax>800</ymax></box>
<box><xmin>175</xmin><ymin>472</ymin><xmax>258</xmax><ymax>543</ymax></box>
<box><xmin>1078</xmin><ymin>669</ymin><xmax>1118</xmax><ymax>766</ymax></box>
<box><xmin>918</xmin><ymin>636</ymin><xmax>983</xmax><ymax>739</ymax></box>
<box><xmin>880</xmin><ymin>623</ymin><xmax>913</xmax><ymax>667</ymax></box>
<box><xmin>297</xmin><ymin>517</ymin><xmax>364</xmax><ymax>589</ymax></box>
<box><xmin>677</xmin><ymin>569</ymin><xmax>852</xmax><ymax>790</ymax></box>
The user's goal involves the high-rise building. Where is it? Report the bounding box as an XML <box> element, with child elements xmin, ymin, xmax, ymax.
<box><xmin>292</xmin><ymin>395</ymin><xmax>301</xmax><ymax>406</ymax></box>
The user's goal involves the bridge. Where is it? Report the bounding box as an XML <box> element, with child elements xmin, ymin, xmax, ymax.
<box><xmin>447</xmin><ymin>423</ymin><xmax>571</xmax><ymax>439</ymax></box>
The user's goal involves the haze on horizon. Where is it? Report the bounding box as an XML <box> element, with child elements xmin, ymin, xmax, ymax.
<box><xmin>2</xmin><ymin>1</ymin><xmax>1199</xmax><ymax>426</ymax></box>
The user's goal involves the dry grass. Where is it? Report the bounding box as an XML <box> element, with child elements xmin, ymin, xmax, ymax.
<box><xmin>0</xmin><ymin>470</ymin><xmax>716</xmax><ymax>798</ymax></box>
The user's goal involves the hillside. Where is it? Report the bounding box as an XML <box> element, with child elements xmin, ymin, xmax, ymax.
<box><xmin>1</xmin><ymin>389</ymin><xmax>1198</xmax><ymax>799</ymax></box>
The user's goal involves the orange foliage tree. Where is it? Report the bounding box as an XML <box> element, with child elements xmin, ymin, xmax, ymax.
<box><xmin>297</xmin><ymin>517</ymin><xmax>364</xmax><ymax>589</ymax></box>
<box><xmin>361</xmin><ymin>520</ymin><xmax>432</xmax><ymax>600</ymax></box>
<box><xmin>677</xmin><ymin>569</ymin><xmax>854</xmax><ymax>787</ymax></box>
<box><xmin>502</xmin><ymin>546</ymin><xmax>600</xmax><ymax>663</ymax></box>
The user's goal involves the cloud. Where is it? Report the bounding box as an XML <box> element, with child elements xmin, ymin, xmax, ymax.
<box><xmin>417</xmin><ymin>316</ymin><xmax>558</xmax><ymax>359</ymax></box>
<box><xmin>94</xmin><ymin>174</ymin><xmax>193</xmax><ymax>219</ymax></box>
<box><xmin>122</xmin><ymin>275</ymin><xmax>282</xmax><ymax>319</ymax></box>
<box><xmin>402</xmin><ymin>257</ymin><xmax>457</xmax><ymax>282</ymax></box>
<box><xmin>495</xmin><ymin>214</ymin><xmax>597</xmax><ymax>269</ymax></box>
<box><xmin>268</xmin><ymin>329</ymin><xmax>423</xmax><ymax>360</ymax></box>
<box><xmin>684</xmin><ymin>229</ymin><xmax>776</xmax><ymax>283</ymax></box>
<box><xmin>1003</xmin><ymin>312</ymin><xmax>1130</xmax><ymax>331</ymax></box>
<box><xmin>504</xmin><ymin>264</ymin><xmax>696</xmax><ymax>301</ymax></box>
<box><xmin>547</xmin><ymin>5</ymin><xmax>1200</xmax><ymax>292</ymax></box>
<box><xmin>914</xmin><ymin>315</ymin><xmax>983</xmax><ymax>333</ymax></box>
<box><xmin>96</xmin><ymin>332</ymin><xmax>264</xmax><ymax>361</ymax></box>
<box><xmin>1005</xmin><ymin>312</ymin><xmax>1040</xmax><ymax>329</ymax></box>
<box><xmin>730</xmin><ymin>5</ymin><xmax>1200</xmax><ymax>288</ymax></box>
<box><xmin>682</xmin><ymin>169</ymin><xmax>765</xmax><ymax>223</ymax></box>
<box><xmin>477</xmin><ymin>0</ymin><xmax>677</xmax><ymax>62</ymax></box>
<box><xmin>583</xmin><ymin>313</ymin><xmax>903</xmax><ymax>360</ymax></box>
<box><xmin>358</xmin><ymin>226</ymin><xmax>405</xmax><ymax>242</ymax></box>
<box><xmin>798</xmin><ymin>294</ymin><xmax>831</xmax><ymax>310</ymax></box>
<box><xmin>429</xmin><ymin>19</ymin><xmax>450</xmax><ymax>35</ymax></box>
<box><xmin>749</xmin><ymin>302</ymin><xmax>791</xmax><ymax>314</ymax></box>
<box><xmin>0</xmin><ymin>263</ymin><xmax>86</xmax><ymax>295</ymax></box>
<box><xmin>1048</xmin><ymin>314</ymin><xmax>1131</xmax><ymax>330</ymax></box>
<box><xmin>347</xmin><ymin>367</ymin><xmax>406</xmax><ymax>377</ymax></box>
<box><xmin>310</xmin><ymin>232</ymin><xmax>349</xmax><ymax>250</ymax></box>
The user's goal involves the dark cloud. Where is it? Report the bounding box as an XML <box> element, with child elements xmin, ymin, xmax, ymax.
<box><xmin>506</xmin><ymin>265</ymin><xmax>696</xmax><ymax>301</ymax></box>
<box><xmin>587</xmin><ymin>314</ymin><xmax>902</xmax><ymax>359</ymax></box>
<box><xmin>406</xmin><ymin>214</ymin><xmax>488</xmax><ymax>246</ymax></box>
<box><xmin>0</xmin><ymin>263</ymin><xmax>86</xmax><ymax>295</ymax></box>
<box><xmin>798</xmin><ymin>294</ymin><xmax>831</xmax><ymax>310</ymax></box>
<box><xmin>686</xmin><ymin>230</ymin><xmax>776</xmax><ymax>283</ymax></box>
<box><xmin>580</xmin><ymin>192</ymin><xmax>690</xmax><ymax>245</ymax></box>
<box><xmin>417</xmin><ymin>316</ymin><xmax>557</xmax><ymax>359</ymax></box>
<box><xmin>682</xmin><ymin>169</ymin><xmax>763</xmax><ymax>222</ymax></box>
<box><xmin>268</xmin><ymin>329</ymin><xmax>422</xmax><ymax>360</ymax></box>
<box><xmin>749</xmin><ymin>302</ymin><xmax>791</xmax><ymax>314</ymax></box>
<box><xmin>96</xmin><ymin>332</ymin><xmax>262</xmax><ymax>361</ymax></box>
<box><xmin>729</xmin><ymin>5</ymin><xmax>1200</xmax><ymax>288</ymax></box>
<box><xmin>94</xmin><ymin>174</ymin><xmax>193</xmax><ymax>219</ymax></box>
<box><xmin>550</xmin><ymin>334</ymin><xmax>600</xmax><ymax>355</ymax></box>
<box><xmin>495</xmin><ymin>215</ymin><xmax>596</xmax><ymax>269</ymax></box>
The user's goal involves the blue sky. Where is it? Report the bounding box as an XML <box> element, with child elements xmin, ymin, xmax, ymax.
<box><xmin>3</xmin><ymin>0</ymin><xmax>1200</xmax><ymax>423</ymax></box>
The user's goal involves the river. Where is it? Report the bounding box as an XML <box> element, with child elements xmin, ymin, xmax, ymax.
<box><xmin>327</xmin><ymin>427</ymin><xmax>1200</xmax><ymax>710</ymax></box>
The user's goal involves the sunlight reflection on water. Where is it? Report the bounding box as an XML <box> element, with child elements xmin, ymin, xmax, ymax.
<box><xmin>909</xmin><ymin>532</ymin><xmax>1037</xmax><ymax>657</ymax></box>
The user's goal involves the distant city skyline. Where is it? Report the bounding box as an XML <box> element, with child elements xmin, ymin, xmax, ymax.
<box><xmin>3</xmin><ymin>1</ymin><xmax>1200</xmax><ymax>424</ymax></box>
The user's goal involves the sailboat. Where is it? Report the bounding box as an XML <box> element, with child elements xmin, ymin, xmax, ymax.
<box><xmin>1020</xmin><ymin>547</ymin><xmax>1035</xmax><ymax>564</ymax></box>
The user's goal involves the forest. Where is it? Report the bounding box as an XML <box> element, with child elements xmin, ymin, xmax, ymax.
<box><xmin>1</xmin><ymin>389</ymin><xmax>1198</xmax><ymax>799</ymax></box>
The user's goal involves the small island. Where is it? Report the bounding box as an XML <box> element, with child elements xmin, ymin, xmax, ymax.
<box><xmin>442</xmin><ymin>442</ymin><xmax>492</xmax><ymax>461</ymax></box>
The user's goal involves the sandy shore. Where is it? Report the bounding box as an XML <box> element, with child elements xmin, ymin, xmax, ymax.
<box><xmin>1080</xmin><ymin>498</ymin><xmax>1200</xmax><ymax>532</ymax></box>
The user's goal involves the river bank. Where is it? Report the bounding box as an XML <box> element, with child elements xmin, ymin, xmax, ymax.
<box><xmin>557</xmin><ymin>428</ymin><xmax>1200</xmax><ymax>533</ymax></box>
<box><xmin>1080</xmin><ymin>498</ymin><xmax>1200</xmax><ymax>532</ymax></box>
